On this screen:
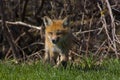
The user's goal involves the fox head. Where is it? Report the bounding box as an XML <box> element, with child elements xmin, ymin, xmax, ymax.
<box><xmin>43</xmin><ymin>16</ymin><xmax>71</xmax><ymax>44</ymax></box>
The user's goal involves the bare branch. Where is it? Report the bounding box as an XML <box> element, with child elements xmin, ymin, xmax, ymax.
<box><xmin>0</xmin><ymin>0</ymin><xmax>20</xmax><ymax>61</ymax></box>
<box><xmin>0</xmin><ymin>20</ymin><xmax>42</xmax><ymax>30</ymax></box>
<box><xmin>105</xmin><ymin>0</ymin><xmax>119</xmax><ymax>58</ymax></box>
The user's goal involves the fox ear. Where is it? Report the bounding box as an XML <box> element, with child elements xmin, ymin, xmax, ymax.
<box><xmin>63</xmin><ymin>17</ymin><xmax>70</xmax><ymax>28</ymax></box>
<box><xmin>43</xmin><ymin>16</ymin><xmax>53</xmax><ymax>27</ymax></box>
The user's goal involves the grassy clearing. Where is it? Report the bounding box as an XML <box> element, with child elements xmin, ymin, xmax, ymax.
<box><xmin>0</xmin><ymin>59</ymin><xmax>120</xmax><ymax>80</ymax></box>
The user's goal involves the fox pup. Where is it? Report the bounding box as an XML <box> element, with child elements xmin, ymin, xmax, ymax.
<box><xmin>43</xmin><ymin>16</ymin><xmax>73</xmax><ymax>68</ymax></box>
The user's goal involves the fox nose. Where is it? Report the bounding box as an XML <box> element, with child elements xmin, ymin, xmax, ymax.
<box><xmin>52</xmin><ymin>37</ymin><xmax>59</xmax><ymax>44</ymax></box>
<box><xmin>52</xmin><ymin>40</ymin><xmax>57</xmax><ymax>44</ymax></box>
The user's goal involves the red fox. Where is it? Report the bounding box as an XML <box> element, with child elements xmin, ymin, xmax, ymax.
<box><xmin>43</xmin><ymin>16</ymin><xmax>74</xmax><ymax>68</ymax></box>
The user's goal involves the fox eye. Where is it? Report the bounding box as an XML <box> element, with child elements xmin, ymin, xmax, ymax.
<box><xmin>56</xmin><ymin>32</ymin><xmax>63</xmax><ymax>35</ymax></box>
<box><xmin>49</xmin><ymin>32</ymin><xmax>53</xmax><ymax>35</ymax></box>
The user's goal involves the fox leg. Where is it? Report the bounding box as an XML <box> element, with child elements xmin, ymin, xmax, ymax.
<box><xmin>54</xmin><ymin>54</ymin><xmax>68</xmax><ymax>68</ymax></box>
<box><xmin>49</xmin><ymin>51</ymin><xmax>57</xmax><ymax>66</ymax></box>
<box><xmin>44</xmin><ymin>51</ymin><xmax>50</xmax><ymax>63</ymax></box>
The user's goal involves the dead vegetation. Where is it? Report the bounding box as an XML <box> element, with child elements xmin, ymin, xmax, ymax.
<box><xmin>0</xmin><ymin>0</ymin><xmax>120</xmax><ymax>64</ymax></box>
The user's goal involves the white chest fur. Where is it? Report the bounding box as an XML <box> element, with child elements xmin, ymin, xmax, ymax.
<box><xmin>52</xmin><ymin>44</ymin><xmax>62</xmax><ymax>53</ymax></box>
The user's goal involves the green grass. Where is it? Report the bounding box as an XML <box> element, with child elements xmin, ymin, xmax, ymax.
<box><xmin>0</xmin><ymin>59</ymin><xmax>120</xmax><ymax>80</ymax></box>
